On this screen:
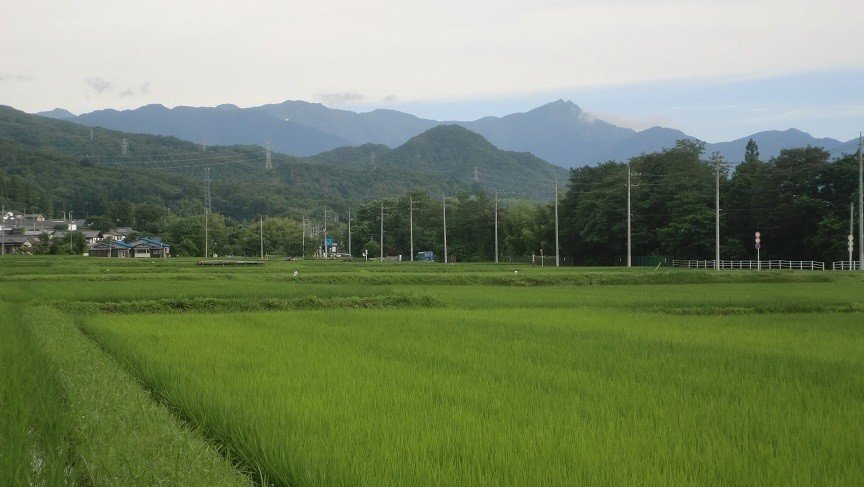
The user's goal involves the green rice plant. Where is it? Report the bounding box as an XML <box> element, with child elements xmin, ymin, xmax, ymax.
<box><xmin>25</xmin><ymin>306</ymin><xmax>252</xmax><ymax>487</ymax></box>
<box><xmin>84</xmin><ymin>307</ymin><xmax>864</xmax><ymax>485</ymax></box>
<box><xmin>0</xmin><ymin>303</ymin><xmax>75</xmax><ymax>485</ymax></box>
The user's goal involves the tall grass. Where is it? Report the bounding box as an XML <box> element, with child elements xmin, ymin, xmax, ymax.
<box><xmin>25</xmin><ymin>306</ymin><xmax>252</xmax><ymax>487</ymax></box>
<box><xmin>84</xmin><ymin>307</ymin><xmax>864</xmax><ymax>485</ymax></box>
<box><xmin>0</xmin><ymin>303</ymin><xmax>75</xmax><ymax>485</ymax></box>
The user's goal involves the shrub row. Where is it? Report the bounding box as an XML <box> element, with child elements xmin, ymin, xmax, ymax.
<box><xmin>46</xmin><ymin>294</ymin><xmax>442</xmax><ymax>314</ymax></box>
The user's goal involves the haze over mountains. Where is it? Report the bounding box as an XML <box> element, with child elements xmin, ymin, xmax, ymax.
<box><xmin>0</xmin><ymin>105</ymin><xmax>565</xmax><ymax>221</ymax></box>
<box><xmin>37</xmin><ymin>100</ymin><xmax>854</xmax><ymax>168</ymax></box>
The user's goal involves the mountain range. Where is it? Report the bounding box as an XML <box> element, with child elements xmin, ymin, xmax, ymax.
<box><xmin>0</xmin><ymin>105</ymin><xmax>565</xmax><ymax>222</ymax></box>
<box><xmin>37</xmin><ymin>100</ymin><xmax>856</xmax><ymax>168</ymax></box>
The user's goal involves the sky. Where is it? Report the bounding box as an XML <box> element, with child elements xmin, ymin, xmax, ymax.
<box><xmin>1</xmin><ymin>0</ymin><xmax>862</xmax><ymax>142</ymax></box>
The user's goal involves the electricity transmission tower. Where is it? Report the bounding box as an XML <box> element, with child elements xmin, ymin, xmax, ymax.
<box><xmin>121</xmin><ymin>138</ymin><xmax>128</xmax><ymax>155</ymax></box>
<box><xmin>265</xmin><ymin>142</ymin><xmax>272</xmax><ymax>170</ymax></box>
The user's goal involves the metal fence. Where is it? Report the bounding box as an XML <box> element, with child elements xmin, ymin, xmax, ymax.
<box><xmin>672</xmin><ymin>260</ymin><xmax>825</xmax><ymax>270</ymax></box>
<box><xmin>832</xmin><ymin>261</ymin><xmax>861</xmax><ymax>270</ymax></box>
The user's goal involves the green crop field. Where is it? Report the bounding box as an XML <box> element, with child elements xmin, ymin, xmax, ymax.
<box><xmin>2</xmin><ymin>256</ymin><xmax>863</xmax><ymax>485</ymax></box>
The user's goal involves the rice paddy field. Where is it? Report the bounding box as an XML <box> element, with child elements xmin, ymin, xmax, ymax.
<box><xmin>2</xmin><ymin>256</ymin><xmax>863</xmax><ymax>485</ymax></box>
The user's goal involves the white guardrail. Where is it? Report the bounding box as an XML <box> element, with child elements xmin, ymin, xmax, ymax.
<box><xmin>672</xmin><ymin>260</ymin><xmax>825</xmax><ymax>270</ymax></box>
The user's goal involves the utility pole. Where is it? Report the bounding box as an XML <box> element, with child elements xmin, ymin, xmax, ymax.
<box><xmin>347</xmin><ymin>210</ymin><xmax>352</xmax><ymax>258</ymax></box>
<box><xmin>260</xmin><ymin>216</ymin><xmax>264</xmax><ymax>260</ymax></box>
<box><xmin>69</xmin><ymin>210</ymin><xmax>73</xmax><ymax>252</ymax></box>
<box><xmin>850</xmin><ymin>202</ymin><xmax>855</xmax><ymax>271</ymax></box>
<box><xmin>554</xmin><ymin>180</ymin><xmax>560</xmax><ymax>267</ymax></box>
<box><xmin>265</xmin><ymin>141</ymin><xmax>273</xmax><ymax>170</ymax></box>
<box><xmin>204</xmin><ymin>167</ymin><xmax>211</xmax><ymax>259</ymax></box>
<box><xmin>859</xmin><ymin>131</ymin><xmax>863</xmax><ymax>272</ymax></box>
<box><xmin>494</xmin><ymin>190</ymin><xmax>499</xmax><ymax>263</ymax></box>
<box><xmin>626</xmin><ymin>162</ymin><xmax>632</xmax><ymax>267</ymax></box>
<box><xmin>322</xmin><ymin>208</ymin><xmax>328</xmax><ymax>259</ymax></box>
<box><xmin>409</xmin><ymin>199</ymin><xmax>416</xmax><ymax>261</ymax></box>
<box><xmin>302</xmin><ymin>218</ymin><xmax>306</xmax><ymax>258</ymax></box>
<box><xmin>380</xmin><ymin>204</ymin><xmax>385</xmax><ymax>261</ymax></box>
<box><xmin>1</xmin><ymin>204</ymin><xmax>5</xmax><ymax>256</ymax></box>
<box><xmin>715</xmin><ymin>154</ymin><xmax>721</xmax><ymax>271</ymax></box>
<box><xmin>443</xmin><ymin>194</ymin><xmax>448</xmax><ymax>264</ymax></box>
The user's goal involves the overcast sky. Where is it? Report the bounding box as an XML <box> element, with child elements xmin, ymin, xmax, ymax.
<box><xmin>1</xmin><ymin>0</ymin><xmax>862</xmax><ymax>142</ymax></box>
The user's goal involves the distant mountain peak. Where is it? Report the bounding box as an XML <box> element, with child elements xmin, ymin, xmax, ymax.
<box><xmin>138</xmin><ymin>103</ymin><xmax>168</xmax><ymax>112</ymax></box>
<box><xmin>35</xmin><ymin>108</ymin><xmax>76</xmax><ymax>119</ymax></box>
<box><xmin>532</xmin><ymin>99</ymin><xmax>583</xmax><ymax>115</ymax></box>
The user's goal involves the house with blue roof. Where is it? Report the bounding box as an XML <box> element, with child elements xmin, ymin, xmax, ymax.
<box><xmin>88</xmin><ymin>240</ymin><xmax>134</xmax><ymax>258</ymax></box>
<box><xmin>89</xmin><ymin>237</ymin><xmax>170</xmax><ymax>258</ymax></box>
<box><xmin>128</xmin><ymin>237</ymin><xmax>171</xmax><ymax>258</ymax></box>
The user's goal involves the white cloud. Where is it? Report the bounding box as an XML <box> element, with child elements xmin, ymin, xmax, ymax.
<box><xmin>584</xmin><ymin>111</ymin><xmax>673</xmax><ymax>131</ymax></box>
<box><xmin>85</xmin><ymin>77</ymin><xmax>112</xmax><ymax>94</ymax></box>
<box><xmin>313</xmin><ymin>92</ymin><xmax>365</xmax><ymax>106</ymax></box>
<box><xmin>86</xmin><ymin>77</ymin><xmax>150</xmax><ymax>97</ymax></box>
<box><xmin>0</xmin><ymin>0</ymin><xmax>861</xmax><ymax>114</ymax></box>
<box><xmin>0</xmin><ymin>72</ymin><xmax>33</xmax><ymax>82</ymax></box>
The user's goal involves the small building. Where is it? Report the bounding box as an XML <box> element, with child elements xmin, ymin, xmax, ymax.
<box><xmin>89</xmin><ymin>237</ymin><xmax>169</xmax><ymax>258</ymax></box>
<box><xmin>88</xmin><ymin>240</ymin><xmax>134</xmax><ymax>258</ymax></box>
<box><xmin>417</xmin><ymin>250</ymin><xmax>435</xmax><ymax>262</ymax></box>
<box><xmin>127</xmin><ymin>237</ymin><xmax>170</xmax><ymax>258</ymax></box>
<box><xmin>83</xmin><ymin>230</ymin><xmax>102</xmax><ymax>245</ymax></box>
<box><xmin>0</xmin><ymin>234</ymin><xmax>37</xmax><ymax>254</ymax></box>
<box><xmin>103</xmin><ymin>227</ymin><xmax>136</xmax><ymax>241</ymax></box>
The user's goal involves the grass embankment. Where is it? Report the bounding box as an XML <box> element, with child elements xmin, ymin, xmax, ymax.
<box><xmin>0</xmin><ymin>303</ymin><xmax>75</xmax><ymax>485</ymax></box>
<box><xmin>83</xmin><ymin>307</ymin><xmax>864</xmax><ymax>485</ymax></box>
<box><xmin>0</xmin><ymin>255</ymin><xmax>843</xmax><ymax>287</ymax></box>
<box><xmin>23</xmin><ymin>306</ymin><xmax>252</xmax><ymax>486</ymax></box>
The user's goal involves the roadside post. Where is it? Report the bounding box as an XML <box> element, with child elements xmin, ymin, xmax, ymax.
<box><xmin>755</xmin><ymin>231</ymin><xmax>761</xmax><ymax>271</ymax></box>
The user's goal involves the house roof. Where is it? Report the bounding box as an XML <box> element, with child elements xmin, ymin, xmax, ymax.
<box><xmin>89</xmin><ymin>241</ymin><xmax>134</xmax><ymax>250</ymax></box>
<box><xmin>128</xmin><ymin>237</ymin><xmax>170</xmax><ymax>249</ymax></box>
<box><xmin>2</xmin><ymin>235</ymin><xmax>34</xmax><ymax>245</ymax></box>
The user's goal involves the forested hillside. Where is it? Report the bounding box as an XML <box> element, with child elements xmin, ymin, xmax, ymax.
<box><xmin>0</xmin><ymin>106</ymin><xmax>472</xmax><ymax>219</ymax></box>
<box><xmin>0</xmin><ymin>106</ymin><xmax>565</xmax><ymax>221</ymax></box>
